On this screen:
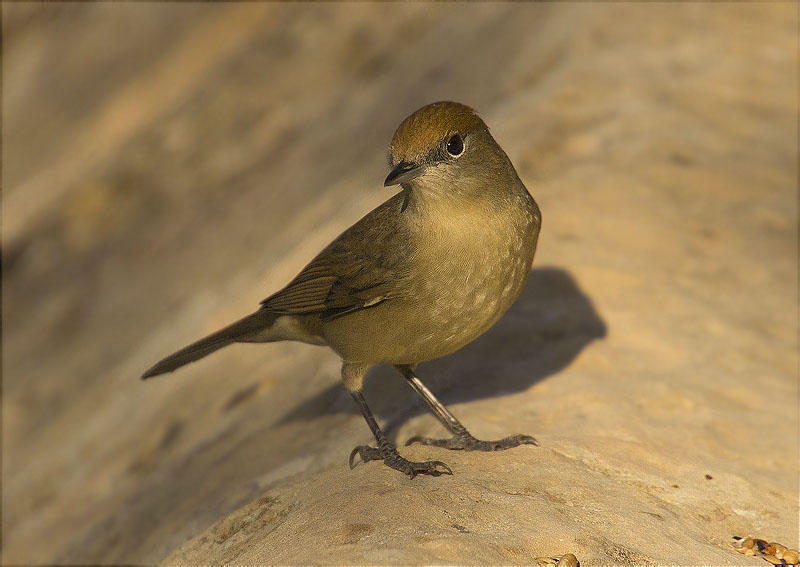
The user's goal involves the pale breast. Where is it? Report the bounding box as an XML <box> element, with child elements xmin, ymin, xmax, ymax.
<box><xmin>403</xmin><ymin>206</ymin><xmax>533</xmax><ymax>360</ymax></box>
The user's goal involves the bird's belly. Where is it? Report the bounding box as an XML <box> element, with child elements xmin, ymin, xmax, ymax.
<box><xmin>323</xmin><ymin>245</ymin><xmax>531</xmax><ymax>364</ymax></box>
<box><xmin>404</xmin><ymin>250</ymin><xmax>530</xmax><ymax>361</ymax></box>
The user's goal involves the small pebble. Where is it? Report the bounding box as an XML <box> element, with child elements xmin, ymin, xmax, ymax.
<box><xmin>763</xmin><ymin>555</ymin><xmax>784</xmax><ymax>565</ymax></box>
<box><xmin>739</xmin><ymin>538</ymin><xmax>756</xmax><ymax>551</ymax></box>
<box><xmin>783</xmin><ymin>550</ymin><xmax>799</xmax><ymax>565</ymax></box>
<box><xmin>536</xmin><ymin>554</ymin><xmax>580</xmax><ymax>567</ymax></box>
<box><xmin>773</xmin><ymin>543</ymin><xmax>788</xmax><ymax>559</ymax></box>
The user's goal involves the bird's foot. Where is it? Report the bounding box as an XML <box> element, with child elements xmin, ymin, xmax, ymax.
<box><xmin>406</xmin><ymin>428</ymin><xmax>538</xmax><ymax>451</ymax></box>
<box><xmin>349</xmin><ymin>443</ymin><xmax>453</xmax><ymax>478</ymax></box>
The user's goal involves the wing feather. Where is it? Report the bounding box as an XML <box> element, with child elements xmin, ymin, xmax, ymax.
<box><xmin>260</xmin><ymin>193</ymin><xmax>409</xmax><ymax>320</ymax></box>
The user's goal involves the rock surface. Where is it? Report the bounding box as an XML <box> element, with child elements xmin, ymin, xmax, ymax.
<box><xmin>3</xmin><ymin>3</ymin><xmax>797</xmax><ymax>565</ymax></box>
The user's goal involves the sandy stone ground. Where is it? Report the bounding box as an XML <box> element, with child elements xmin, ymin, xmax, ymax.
<box><xmin>3</xmin><ymin>3</ymin><xmax>797</xmax><ymax>565</ymax></box>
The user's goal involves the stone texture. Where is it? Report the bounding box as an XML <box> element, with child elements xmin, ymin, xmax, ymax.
<box><xmin>3</xmin><ymin>2</ymin><xmax>797</xmax><ymax>565</ymax></box>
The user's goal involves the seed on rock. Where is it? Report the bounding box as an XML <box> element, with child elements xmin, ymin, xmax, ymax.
<box><xmin>557</xmin><ymin>553</ymin><xmax>580</xmax><ymax>567</ymax></box>
<box><xmin>782</xmin><ymin>549</ymin><xmax>799</xmax><ymax>565</ymax></box>
<box><xmin>763</xmin><ymin>554</ymin><xmax>784</xmax><ymax>565</ymax></box>
<box><xmin>773</xmin><ymin>543</ymin><xmax>788</xmax><ymax>559</ymax></box>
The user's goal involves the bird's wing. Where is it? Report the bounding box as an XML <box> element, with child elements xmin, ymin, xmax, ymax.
<box><xmin>259</xmin><ymin>259</ymin><xmax>395</xmax><ymax>321</ymax></box>
<box><xmin>260</xmin><ymin>194</ymin><xmax>408</xmax><ymax>321</ymax></box>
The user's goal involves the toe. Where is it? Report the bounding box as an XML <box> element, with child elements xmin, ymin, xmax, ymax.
<box><xmin>348</xmin><ymin>444</ymin><xmax>383</xmax><ymax>468</ymax></box>
<box><xmin>407</xmin><ymin>460</ymin><xmax>453</xmax><ymax>478</ymax></box>
<box><xmin>505</xmin><ymin>434</ymin><xmax>538</xmax><ymax>447</ymax></box>
<box><xmin>430</xmin><ymin>460</ymin><xmax>453</xmax><ymax>476</ymax></box>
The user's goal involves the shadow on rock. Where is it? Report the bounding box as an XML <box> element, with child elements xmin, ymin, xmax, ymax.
<box><xmin>278</xmin><ymin>266</ymin><xmax>607</xmax><ymax>428</ymax></box>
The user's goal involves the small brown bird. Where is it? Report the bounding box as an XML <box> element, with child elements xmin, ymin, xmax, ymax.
<box><xmin>143</xmin><ymin>101</ymin><xmax>541</xmax><ymax>478</ymax></box>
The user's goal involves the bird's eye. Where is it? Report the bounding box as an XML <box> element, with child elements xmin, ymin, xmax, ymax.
<box><xmin>446</xmin><ymin>134</ymin><xmax>464</xmax><ymax>157</ymax></box>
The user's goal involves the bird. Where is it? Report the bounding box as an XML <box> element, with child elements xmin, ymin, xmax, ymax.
<box><xmin>143</xmin><ymin>101</ymin><xmax>541</xmax><ymax>478</ymax></box>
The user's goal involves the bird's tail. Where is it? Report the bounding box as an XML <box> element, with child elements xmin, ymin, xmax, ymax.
<box><xmin>141</xmin><ymin>310</ymin><xmax>278</xmax><ymax>379</ymax></box>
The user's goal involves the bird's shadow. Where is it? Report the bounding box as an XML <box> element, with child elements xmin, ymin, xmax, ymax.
<box><xmin>277</xmin><ymin>266</ymin><xmax>606</xmax><ymax>433</ymax></box>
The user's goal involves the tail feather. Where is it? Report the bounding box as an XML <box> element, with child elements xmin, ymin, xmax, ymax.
<box><xmin>142</xmin><ymin>311</ymin><xmax>276</xmax><ymax>379</ymax></box>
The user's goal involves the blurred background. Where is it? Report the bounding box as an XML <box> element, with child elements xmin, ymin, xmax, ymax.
<box><xmin>3</xmin><ymin>3</ymin><xmax>797</xmax><ymax>565</ymax></box>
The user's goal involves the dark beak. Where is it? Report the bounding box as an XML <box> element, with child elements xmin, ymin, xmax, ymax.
<box><xmin>384</xmin><ymin>161</ymin><xmax>425</xmax><ymax>187</ymax></box>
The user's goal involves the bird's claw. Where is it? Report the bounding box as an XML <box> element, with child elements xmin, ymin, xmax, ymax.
<box><xmin>348</xmin><ymin>444</ymin><xmax>453</xmax><ymax>478</ymax></box>
<box><xmin>349</xmin><ymin>445</ymin><xmax>382</xmax><ymax>468</ymax></box>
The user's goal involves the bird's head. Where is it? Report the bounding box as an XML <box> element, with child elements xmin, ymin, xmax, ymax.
<box><xmin>385</xmin><ymin>101</ymin><xmax>517</xmax><ymax>196</ymax></box>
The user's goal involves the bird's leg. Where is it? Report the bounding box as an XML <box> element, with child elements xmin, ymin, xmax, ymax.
<box><xmin>348</xmin><ymin>390</ymin><xmax>452</xmax><ymax>478</ymax></box>
<box><xmin>396</xmin><ymin>365</ymin><xmax>538</xmax><ymax>451</ymax></box>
